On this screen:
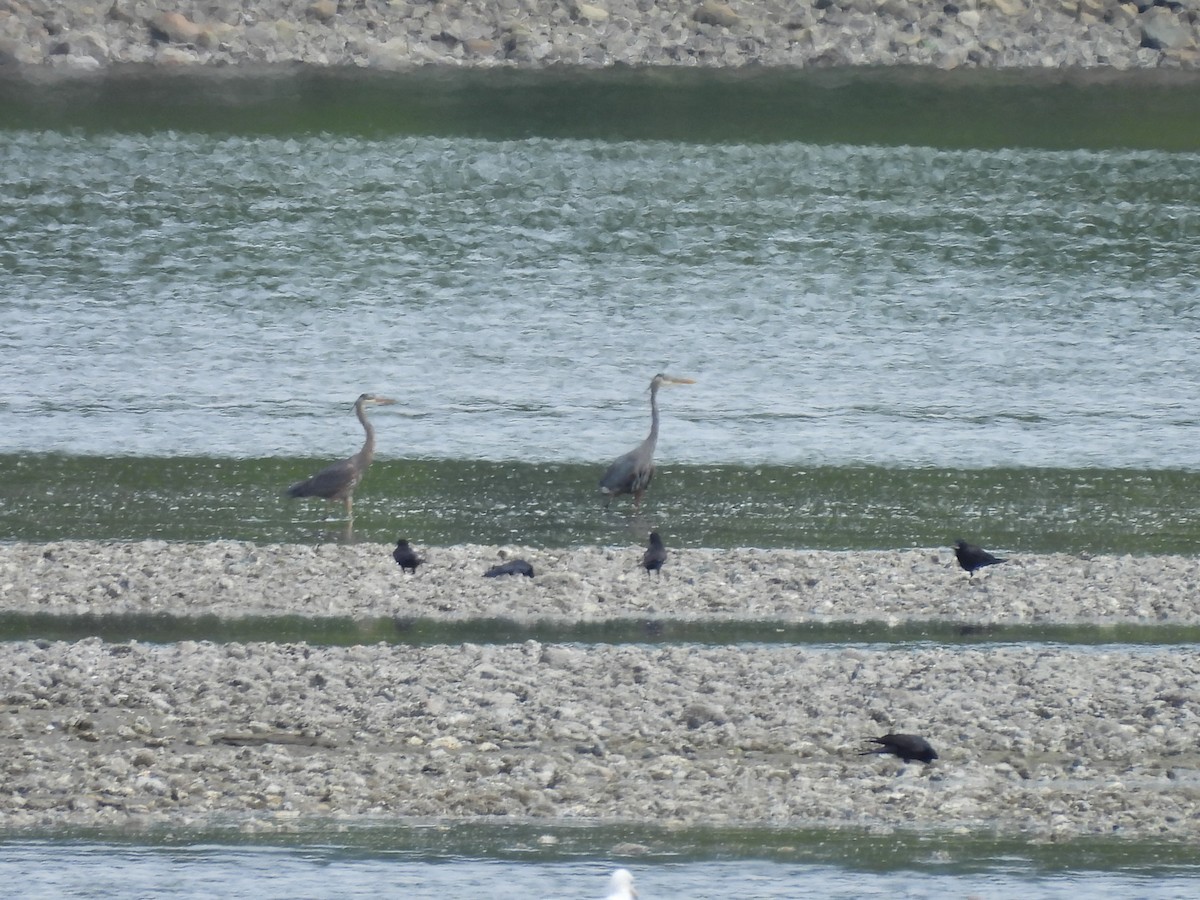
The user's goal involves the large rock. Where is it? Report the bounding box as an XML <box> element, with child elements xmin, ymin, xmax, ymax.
<box><xmin>572</xmin><ymin>3</ymin><xmax>610</xmax><ymax>24</ymax></box>
<box><xmin>149</xmin><ymin>11</ymin><xmax>202</xmax><ymax>45</ymax></box>
<box><xmin>307</xmin><ymin>1</ymin><xmax>338</xmax><ymax>24</ymax></box>
<box><xmin>694</xmin><ymin>1</ymin><xmax>740</xmax><ymax>28</ymax></box>
<box><xmin>1140</xmin><ymin>6</ymin><xmax>1197</xmax><ymax>50</ymax></box>
<box><xmin>985</xmin><ymin>0</ymin><xmax>1028</xmax><ymax>16</ymax></box>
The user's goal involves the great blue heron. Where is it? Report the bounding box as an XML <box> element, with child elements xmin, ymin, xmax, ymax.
<box><xmin>286</xmin><ymin>392</ymin><xmax>396</xmax><ymax>519</ymax></box>
<box><xmin>599</xmin><ymin>373</ymin><xmax>695</xmax><ymax>509</ymax></box>
<box><xmin>953</xmin><ymin>539</ymin><xmax>1006</xmax><ymax>579</ymax></box>
<box><xmin>861</xmin><ymin>733</ymin><xmax>938</xmax><ymax>764</ymax></box>
<box><xmin>392</xmin><ymin>539</ymin><xmax>423</xmax><ymax>574</ymax></box>
<box><xmin>641</xmin><ymin>531</ymin><xmax>667</xmax><ymax>577</ymax></box>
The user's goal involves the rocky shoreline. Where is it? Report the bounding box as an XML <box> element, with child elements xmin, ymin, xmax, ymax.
<box><xmin>1</xmin><ymin>540</ymin><xmax>1199</xmax><ymax>840</ymax></box>
<box><xmin>2</xmin><ymin>0</ymin><xmax>1200</xmax><ymax>74</ymax></box>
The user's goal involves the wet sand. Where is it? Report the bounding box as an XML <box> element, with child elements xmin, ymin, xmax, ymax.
<box><xmin>1</xmin><ymin>540</ymin><xmax>1198</xmax><ymax>840</ymax></box>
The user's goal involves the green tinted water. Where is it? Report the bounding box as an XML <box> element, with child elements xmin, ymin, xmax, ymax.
<box><xmin>2</xmin><ymin>454</ymin><xmax>1197</xmax><ymax>551</ymax></box>
<box><xmin>2</xmin><ymin>68</ymin><xmax>1198</xmax><ymax>879</ymax></box>
<box><xmin>3</xmin><ymin>108</ymin><xmax>1198</xmax><ymax>471</ymax></box>
<box><xmin>4</xmin><ymin>67</ymin><xmax>1200</xmax><ymax>149</ymax></box>
<box><xmin>5</xmin><ymin>610</ymin><xmax>1200</xmax><ymax>647</ymax></box>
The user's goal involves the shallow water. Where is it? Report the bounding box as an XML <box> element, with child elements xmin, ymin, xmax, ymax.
<box><xmin>4</xmin><ymin>455</ymin><xmax>1200</xmax><ymax>552</ymax></box>
<box><xmin>3</xmin><ymin>611</ymin><xmax>1200</xmax><ymax>649</ymax></box>
<box><xmin>4</xmin><ymin>74</ymin><xmax>1200</xmax><ymax>555</ymax></box>
<box><xmin>4</xmin><ymin>830</ymin><xmax>1200</xmax><ymax>899</ymax></box>
<box><xmin>2</xmin><ymin>68</ymin><xmax>1199</xmax><ymax>883</ymax></box>
<box><xmin>2</xmin><ymin>118</ymin><xmax>1199</xmax><ymax>471</ymax></box>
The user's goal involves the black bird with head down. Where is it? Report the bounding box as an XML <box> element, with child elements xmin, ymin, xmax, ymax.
<box><xmin>484</xmin><ymin>559</ymin><xmax>535</xmax><ymax>578</ymax></box>
<box><xmin>641</xmin><ymin>531</ymin><xmax>667</xmax><ymax>577</ymax></box>
<box><xmin>861</xmin><ymin>733</ymin><xmax>938</xmax><ymax>764</ymax></box>
<box><xmin>287</xmin><ymin>393</ymin><xmax>396</xmax><ymax>519</ymax></box>
<box><xmin>392</xmin><ymin>539</ymin><xmax>423</xmax><ymax>574</ymax></box>
<box><xmin>599</xmin><ymin>373</ymin><xmax>695</xmax><ymax>510</ymax></box>
<box><xmin>954</xmin><ymin>539</ymin><xmax>1006</xmax><ymax>578</ymax></box>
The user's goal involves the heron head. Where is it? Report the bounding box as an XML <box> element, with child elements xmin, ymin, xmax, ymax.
<box><xmin>649</xmin><ymin>373</ymin><xmax>696</xmax><ymax>390</ymax></box>
<box><xmin>357</xmin><ymin>393</ymin><xmax>397</xmax><ymax>406</ymax></box>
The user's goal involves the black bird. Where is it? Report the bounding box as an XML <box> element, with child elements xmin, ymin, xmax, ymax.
<box><xmin>484</xmin><ymin>559</ymin><xmax>535</xmax><ymax>578</ymax></box>
<box><xmin>392</xmin><ymin>539</ymin><xmax>423</xmax><ymax>574</ymax></box>
<box><xmin>953</xmin><ymin>539</ymin><xmax>1006</xmax><ymax>578</ymax></box>
<box><xmin>641</xmin><ymin>531</ymin><xmax>667</xmax><ymax>577</ymax></box>
<box><xmin>861</xmin><ymin>733</ymin><xmax>938</xmax><ymax>764</ymax></box>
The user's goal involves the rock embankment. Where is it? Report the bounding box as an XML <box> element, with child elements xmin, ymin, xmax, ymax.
<box><xmin>2</xmin><ymin>0</ymin><xmax>1200</xmax><ymax>73</ymax></box>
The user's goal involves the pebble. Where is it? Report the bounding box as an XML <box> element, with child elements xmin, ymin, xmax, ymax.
<box><xmin>0</xmin><ymin>636</ymin><xmax>1196</xmax><ymax>837</ymax></box>
<box><xmin>2</xmin><ymin>540</ymin><xmax>1198</xmax><ymax>625</ymax></box>
<box><xmin>0</xmin><ymin>0</ymin><xmax>1197</xmax><ymax>71</ymax></box>
<box><xmin>0</xmin><ymin>540</ymin><xmax>1199</xmax><ymax>837</ymax></box>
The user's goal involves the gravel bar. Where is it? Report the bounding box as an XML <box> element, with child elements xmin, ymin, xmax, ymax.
<box><xmin>2</xmin><ymin>540</ymin><xmax>1198</xmax><ymax>625</ymax></box>
<box><xmin>1</xmin><ymin>540</ymin><xmax>1199</xmax><ymax>839</ymax></box>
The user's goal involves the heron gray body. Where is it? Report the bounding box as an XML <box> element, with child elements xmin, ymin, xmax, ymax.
<box><xmin>287</xmin><ymin>393</ymin><xmax>396</xmax><ymax>518</ymax></box>
<box><xmin>599</xmin><ymin>373</ymin><xmax>693</xmax><ymax>509</ymax></box>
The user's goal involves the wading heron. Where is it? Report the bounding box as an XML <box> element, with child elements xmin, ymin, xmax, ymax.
<box><xmin>286</xmin><ymin>392</ymin><xmax>396</xmax><ymax>519</ymax></box>
<box><xmin>599</xmin><ymin>373</ymin><xmax>694</xmax><ymax>510</ymax></box>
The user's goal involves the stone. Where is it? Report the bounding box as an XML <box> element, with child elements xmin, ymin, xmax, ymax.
<box><xmin>572</xmin><ymin>2</ymin><xmax>610</xmax><ymax>23</ymax></box>
<box><xmin>986</xmin><ymin>0</ymin><xmax>1027</xmax><ymax>15</ymax></box>
<box><xmin>108</xmin><ymin>3</ymin><xmax>137</xmax><ymax>26</ymax></box>
<box><xmin>307</xmin><ymin>1</ymin><xmax>337</xmax><ymax>24</ymax></box>
<box><xmin>149</xmin><ymin>11</ymin><xmax>202</xmax><ymax>45</ymax></box>
<box><xmin>462</xmin><ymin>37</ymin><xmax>496</xmax><ymax>56</ymax></box>
<box><xmin>694</xmin><ymin>0</ymin><xmax>740</xmax><ymax>28</ymax></box>
<box><xmin>1140</xmin><ymin>6</ymin><xmax>1196</xmax><ymax>49</ymax></box>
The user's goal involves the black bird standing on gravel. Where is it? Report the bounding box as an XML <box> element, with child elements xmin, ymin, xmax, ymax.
<box><xmin>484</xmin><ymin>559</ymin><xmax>535</xmax><ymax>578</ymax></box>
<box><xmin>861</xmin><ymin>733</ymin><xmax>938</xmax><ymax>764</ymax></box>
<box><xmin>392</xmin><ymin>539</ymin><xmax>423</xmax><ymax>574</ymax></box>
<box><xmin>641</xmin><ymin>531</ymin><xmax>667</xmax><ymax>577</ymax></box>
<box><xmin>953</xmin><ymin>538</ymin><xmax>1006</xmax><ymax>579</ymax></box>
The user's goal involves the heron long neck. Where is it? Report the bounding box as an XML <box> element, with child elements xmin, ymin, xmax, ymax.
<box><xmin>355</xmin><ymin>399</ymin><xmax>376</xmax><ymax>465</ymax></box>
<box><xmin>645</xmin><ymin>382</ymin><xmax>661</xmax><ymax>451</ymax></box>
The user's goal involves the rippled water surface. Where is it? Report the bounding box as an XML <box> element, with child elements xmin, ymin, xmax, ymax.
<box><xmin>3</xmin><ymin>830</ymin><xmax>1200</xmax><ymax>899</ymax></box>
<box><xmin>2</xmin><ymin>71</ymin><xmax>1199</xmax><ymax>887</ymax></box>
<box><xmin>2</xmin><ymin>125</ymin><xmax>1198</xmax><ymax>469</ymax></box>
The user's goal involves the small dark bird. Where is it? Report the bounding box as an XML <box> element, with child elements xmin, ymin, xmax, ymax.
<box><xmin>641</xmin><ymin>531</ymin><xmax>667</xmax><ymax>577</ymax></box>
<box><xmin>392</xmin><ymin>539</ymin><xmax>423</xmax><ymax>574</ymax></box>
<box><xmin>861</xmin><ymin>733</ymin><xmax>938</xmax><ymax>764</ymax></box>
<box><xmin>484</xmin><ymin>559</ymin><xmax>535</xmax><ymax>578</ymax></box>
<box><xmin>953</xmin><ymin>538</ymin><xmax>1006</xmax><ymax>578</ymax></box>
